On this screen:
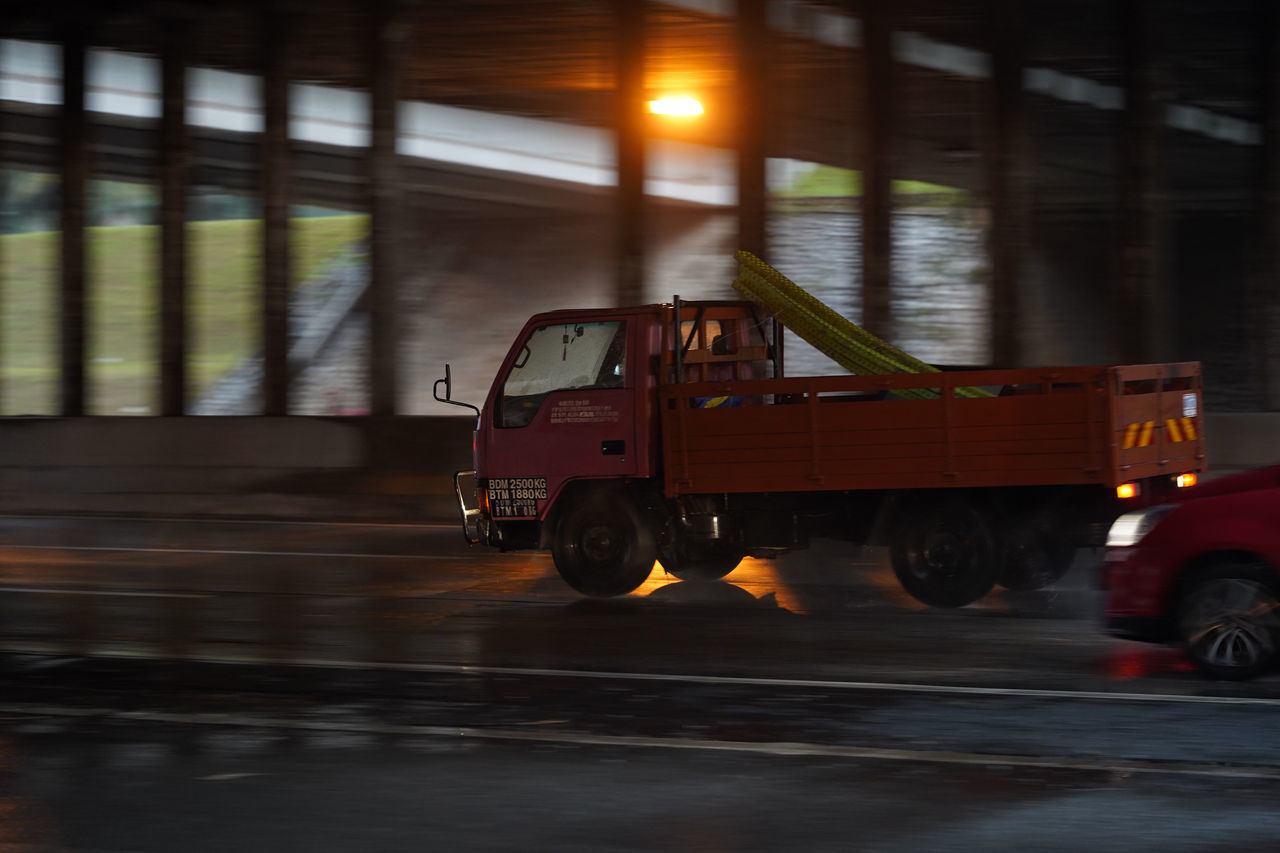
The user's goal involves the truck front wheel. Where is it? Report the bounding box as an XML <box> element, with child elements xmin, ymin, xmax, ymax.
<box><xmin>890</xmin><ymin>495</ymin><xmax>999</xmax><ymax>608</ymax></box>
<box><xmin>552</xmin><ymin>489</ymin><xmax>657</xmax><ymax>597</ymax></box>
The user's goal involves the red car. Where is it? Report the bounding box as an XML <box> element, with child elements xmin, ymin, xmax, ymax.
<box><xmin>1104</xmin><ymin>464</ymin><xmax>1280</xmax><ymax>679</ymax></box>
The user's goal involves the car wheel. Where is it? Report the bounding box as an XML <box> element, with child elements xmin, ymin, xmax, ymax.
<box><xmin>552</xmin><ymin>489</ymin><xmax>656</xmax><ymax>597</ymax></box>
<box><xmin>1178</xmin><ymin>562</ymin><xmax>1280</xmax><ymax>680</ymax></box>
<box><xmin>889</xmin><ymin>494</ymin><xmax>999</xmax><ymax>608</ymax></box>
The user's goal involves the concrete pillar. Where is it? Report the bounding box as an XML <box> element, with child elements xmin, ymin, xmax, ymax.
<box><xmin>984</xmin><ymin>0</ymin><xmax>1027</xmax><ymax>367</ymax></box>
<box><xmin>59</xmin><ymin>24</ymin><xmax>88</xmax><ymax>417</ymax></box>
<box><xmin>983</xmin><ymin>0</ymin><xmax>1024</xmax><ymax>361</ymax></box>
<box><xmin>736</xmin><ymin>0</ymin><xmax>768</xmax><ymax>259</ymax></box>
<box><xmin>857</xmin><ymin>0</ymin><xmax>894</xmax><ymax>340</ymax></box>
<box><xmin>1116</xmin><ymin>0</ymin><xmax>1167</xmax><ymax>364</ymax></box>
<box><xmin>159</xmin><ymin>19</ymin><xmax>189</xmax><ymax>416</ymax></box>
<box><xmin>0</xmin><ymin>45</ymin><xmax>5</xmax><ymax>414</ymax></box>
<box><xmin>368</xmin><ymin>0</ymin><xmax>406</xmax><ymax>416</ymax></box>
<box><xmin>1252</xmin><ymin>4</ymin><xmax>1280</xmax><ymax>410</ymax></box>
<box><xmin>262</xmin><ymin>6</ymin><xmax>292</xmax><ymax>416</ymax></box>
<box><xmin>615</xmin><ymin>0</ymin><xmax>646</xmax><ymax>307</ymax></box>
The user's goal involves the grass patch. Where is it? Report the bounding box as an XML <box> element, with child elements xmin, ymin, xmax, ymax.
<box><xmin>774</xmin><ymin>164</ymin><xmax>964</xmax><ymax>200</ymax></box>
<box><xmin>2</xmin><ymin>214</ymin><xmax>367</xmax><ymax>415</ymax></box>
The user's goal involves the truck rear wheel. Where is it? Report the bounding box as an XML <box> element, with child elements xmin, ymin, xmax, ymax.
<box><xmin>551</xmin><ymin>488</ymin><xmax>656</xmax><ymax>597</ymax></box>
<box><xmin>997</xmin><ymin>527</ymin><xmax>1075</xmax><ymax>591</ymax></box>
<box><xmin>657</xmin><ymin>538</ymin><xmax>743</xmax><ymax>581</ymax></box>
<box><xmin>890</xmin><ymin>494</ymin><xmax>999</xmax><ymax>608</ymax></box>
<box><xmin>656</xmin><ymin>497</ymin><xmax>744</xmax><ymax>581</ymax></box>
<box><xmin>996</xmin><ymin>500</ymin><xmax>1077</xmax><ymax>591</ymax></box>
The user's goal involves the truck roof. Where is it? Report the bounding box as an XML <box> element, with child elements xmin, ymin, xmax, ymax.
<box><xmin>523</xmin><ymin>299</ymin><xmax>758</xmax><ymax>325</ymax></box>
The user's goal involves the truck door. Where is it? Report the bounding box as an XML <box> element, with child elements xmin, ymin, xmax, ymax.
<box><xmin>482</xmin><ymin>318</ymin><xmax>641</xmax><ymax>520</ymax></box>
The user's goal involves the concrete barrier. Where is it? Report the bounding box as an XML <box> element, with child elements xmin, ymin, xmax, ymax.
<box><xmin>1203</xmin><ymin>412</ymin><xmax>1280</xmax><ymax>474</ymax></box>
<box><xmin>0</xmin><ymin>412</ymin><xmax>1275</xmax><ymax>523</ymax></box>
<box><xmin>0</xmin><ymin>416</ymin><xmax>476</xmax><ymax>523</ymax></box>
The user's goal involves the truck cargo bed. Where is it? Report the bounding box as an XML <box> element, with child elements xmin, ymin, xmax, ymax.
<box><xmin>660</xmin><ymin>362</ymin><xmax>1204</xmax><ymax>496</ymax></box>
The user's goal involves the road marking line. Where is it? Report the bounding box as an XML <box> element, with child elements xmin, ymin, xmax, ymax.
<box><xmin>199</xmin><ymin>773</ymin><xmax>264</xmax><ymax>781</ymax></box>
<box><xmin>0</xmin><ymin>515</ymin><xmax>460</xmax><ymax>530</ymax></box>
<box><xmin>1</xmin><ymin>702</ymin><xmax>1275</xmax><ymax>780</ymax></box>
<box><xmin>0</xmin><ymin>586</ymin><xmax>208</xmax><ymax>599</ymax></box>
<box><xmin>12</xmin><ymin>650</ymin><xmax>1279</xmax><ymax>708</ymax></box>
<box><xmin>265</xmin><ymin>658</ymin><xmax>1280</xmax><ymax>708</ymax></box>
<box><xmin>0</xmin><ymin>545</ymin><xmax>457</xmax><ymax>559</ymax></box>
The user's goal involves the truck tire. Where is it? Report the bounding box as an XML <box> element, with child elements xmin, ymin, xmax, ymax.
<box><xmin>1178</xmin><ymin>560</ymin><xmax>1280</xmax><ymax>680</ymax></box>
<box><xmin>657</xmin><ymin>538</ymin><xmax>744</xmax><ymax>581</ymax></box>
<box><xmin>996</xmin><ymin>499</ymin><xmax>1077</xmax><ymax>591</ymax></box>
<box><xmin>889</xmin><ymin>494</ymin><xmax>999</xmax><ymax>608</ymax></box>
<box><xmin>551</xmin><ymin>488</ymin><xmax>657</xmax><ymax>597</ymax></box>
<box><xmin>656</xmin><ymin>497</ymin><xmax>744</xmax><ymax>581</ymax></box>
<box><xmin>997</xmin><ymin>525</ymin><xmax>1075</xmax><ymax>591</ymax></box>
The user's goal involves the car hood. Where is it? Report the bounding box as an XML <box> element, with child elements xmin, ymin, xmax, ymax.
<box><xmin>1176</xmin><ymin>462</ymin><xmax>1280</xmax><ymax>502</ymax></box>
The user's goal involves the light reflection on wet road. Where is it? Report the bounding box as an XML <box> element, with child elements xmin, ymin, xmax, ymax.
<box><xmin>2</xmin><ymin>515</ymin><xmax>1280</xmax><ymax>851</ymax></box>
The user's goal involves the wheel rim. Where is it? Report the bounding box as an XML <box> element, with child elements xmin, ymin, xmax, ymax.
<box><xmin>1182</xmin><ymin>578</ymin><xmax>1280</xmax><ymax>670</ymax></box>
<box><xmin>890</xmin><ymin>497</ymin><xmax>999</xmax><ymax>608</ymax></box>
<box><xmin>581</xmin><ymin>522</ymin><xmax>621</xmax><ymax>565</ymax></box>
<box><xmin>914</xmin><ymin>525</ymin><xmax>977</xmax><ymax>579</ymax></box>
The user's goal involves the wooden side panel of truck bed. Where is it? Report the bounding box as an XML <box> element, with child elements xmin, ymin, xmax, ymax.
<box><xmin>659</xmin><ymin>363</ymin><xmax>1204</xmax><ymax>496</ymax></box>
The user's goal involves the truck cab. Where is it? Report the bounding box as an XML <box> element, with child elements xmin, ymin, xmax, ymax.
<box><xmin>451</xmin><ymin>300</ymin><xmax>773</xmax><ymax>582</ymax></box>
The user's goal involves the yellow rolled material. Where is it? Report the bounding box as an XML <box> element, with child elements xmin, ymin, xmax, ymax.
<box><xmin>732</xmin><ymin>250</ymin><xmax>992</xmax><ymax>399</ymax></box>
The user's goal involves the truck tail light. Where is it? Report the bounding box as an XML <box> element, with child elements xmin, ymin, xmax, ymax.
<box><xmin>1175</xmin><ymin>473</ymin><xmax>1197</xmax><ymax>489</ymax></box>
<box><xmin>1116</xmin><ymin>482</ymin><xmax>1139</xmax><ymax>499</ymax></box>
<box><xmin>478</xmin><ymin>484</ymin><xmax>491</xmax><ymax>515</ymax></box>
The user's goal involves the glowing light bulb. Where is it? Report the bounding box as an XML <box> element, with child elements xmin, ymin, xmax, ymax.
<box><xmin>648</xmin><ymin>97</ymin><xmax>704</xmax><ymax>116</ymax></box>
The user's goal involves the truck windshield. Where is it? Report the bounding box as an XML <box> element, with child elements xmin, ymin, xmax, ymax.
<box><xmin>499</xmin><ymin>321</ymin><xmax>627</xmax><ymax>428</ymax></box>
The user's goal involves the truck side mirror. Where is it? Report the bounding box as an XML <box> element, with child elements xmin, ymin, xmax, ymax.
<box><xmin>434</xmin><ymin>363</ymin><xmax>481</xmax><ymax>423</ymax></box>
<box><xmin>434</xmin><ymin>363</ymin><xmax>454</xmax><ymax>402</ymax></box>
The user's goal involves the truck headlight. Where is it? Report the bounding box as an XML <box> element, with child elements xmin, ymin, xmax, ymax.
<box><xmin>1106</xmin><ymin>504</ymin><xmax>1176</xmax><ymax>548</ymax></box>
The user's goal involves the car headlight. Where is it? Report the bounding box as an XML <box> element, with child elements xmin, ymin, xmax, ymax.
<box><xmin>1106</xmin><ymin>504</ymin><xmax>1176</xmax><ymax>548</ymax></box>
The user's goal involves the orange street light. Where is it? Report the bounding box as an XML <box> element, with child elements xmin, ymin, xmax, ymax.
<box><xmin>648</xmin><ymin>96</ymin><xmax>704</xmax><ymax>116</ymax></box>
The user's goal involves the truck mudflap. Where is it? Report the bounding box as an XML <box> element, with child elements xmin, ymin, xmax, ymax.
<box><xmin>453</xmin><ymin>469</ymin><xmax>483</xmax><ymax>544</ymax></box>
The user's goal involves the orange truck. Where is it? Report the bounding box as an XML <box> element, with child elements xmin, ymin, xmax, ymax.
<box><xmin>436</xmin><ymin>290</ymin><xmax>1205</xmax><ymax>608</ymax></box>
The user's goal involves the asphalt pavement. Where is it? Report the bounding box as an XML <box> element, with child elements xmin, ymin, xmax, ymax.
<box><xmin>2</xmin><ymin>515</ymin><xmax>1279</xmax><ymax>852</ymax></box>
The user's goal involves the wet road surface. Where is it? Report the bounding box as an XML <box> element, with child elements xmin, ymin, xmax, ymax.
<box><xmin>2</xmin><ymin>515</ymin><xmax>1279</xmax><ymax>851</ymax></box>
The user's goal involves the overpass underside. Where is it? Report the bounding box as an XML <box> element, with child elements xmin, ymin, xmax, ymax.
<box><xmin>2</xmin><ymin>0</ymin><xmax>1279</xmax><ymax>427</ymax></box>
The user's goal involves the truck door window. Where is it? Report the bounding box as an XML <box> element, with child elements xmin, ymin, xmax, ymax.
<box><xmin>499</xmin><ymin>321</ymin><xmax>627</xmax><ymax>428</ymax></box>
